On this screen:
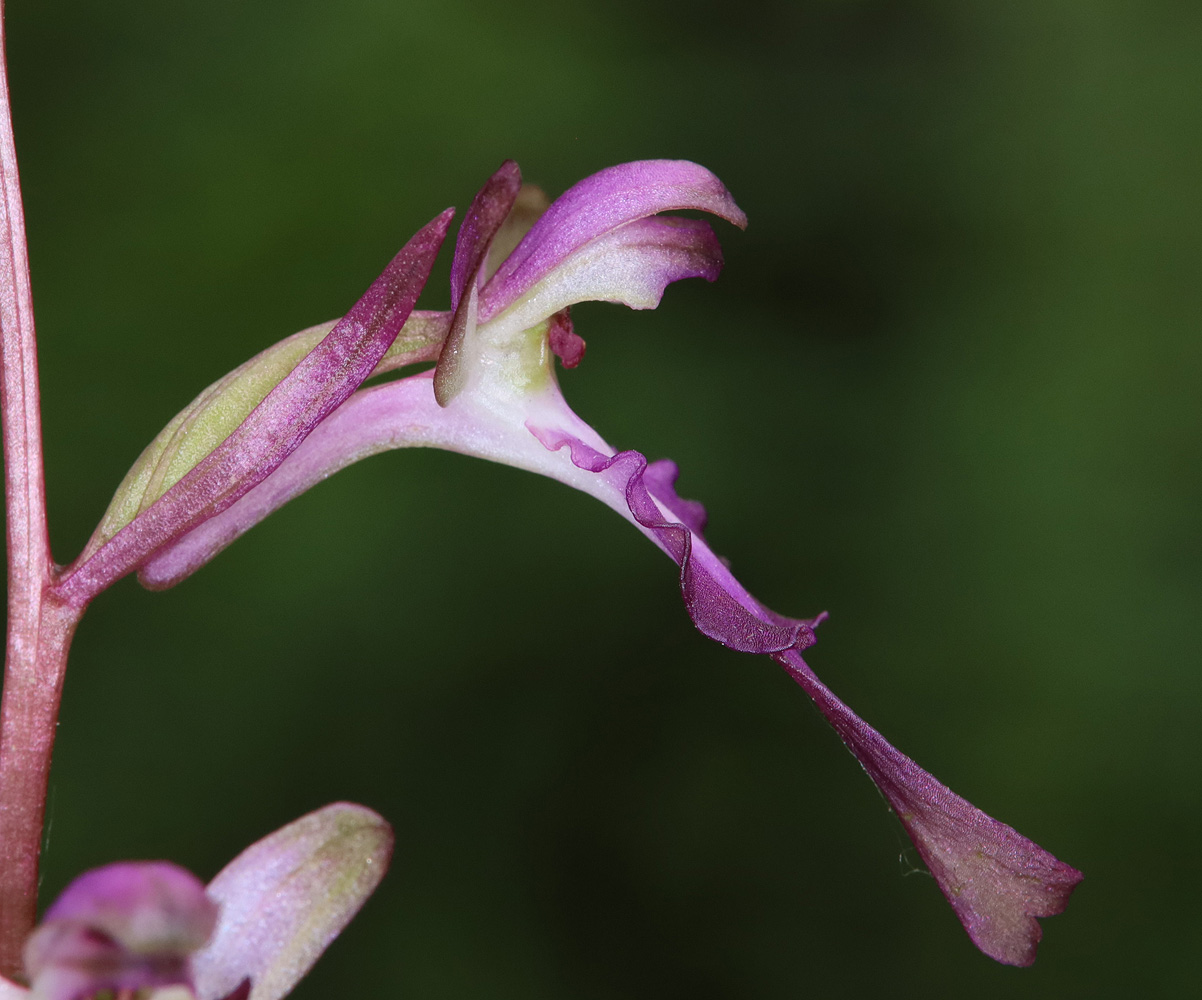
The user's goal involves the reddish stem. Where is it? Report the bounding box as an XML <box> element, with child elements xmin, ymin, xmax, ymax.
<box><xmin>0</xmin><ymin>5</ymin><xmax>84</xmax><ymax>977</ymax></box>
<box><xmin>0</xmin><ymin>600</ymin><xmax>79</xmax><ymax>977</ymax></box>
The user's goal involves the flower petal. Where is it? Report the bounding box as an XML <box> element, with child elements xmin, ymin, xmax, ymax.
<box><xmin>192</xmin><ymin>803</ymin><xmax>393</xmax><ymax>1000</ymax></box>
<box><xmin>478</xmin><ymin>216</ymin><xmax>725</xmax><ymax>344</ymax></box>
<box><xmin>138</xmin><ymin>367</ymin><xmax>1081</xmax><ymax>966</ymax></box>
<box><xmin>24</xmin><ymin>862</ymin><xmax>216</xmax><ymax>1000</ymax></box>
<box><xmin>56</xmin><ymin>209</ymin><xmax>454</xmax><ymax>604</ymax></box>
<box><xmin>449</xmin><ymin>160</ymin><xmax>523</xmax><ymax>311</ymax></box>
<box><xmin>434</xmin><ymin>161</ymin><xmax>522</xmax><ymax>406</ymax></box>
<box><xmin>527</xmin><ymin>427</ymin><xmax>824</xmax><ymax>654</ymax></box>
<box><xmin>480</xmin><ymin>159</ymin><xmax>746</xmax><ymax>323</ymax></box>
<box><xmin>777</xmin><ymin>650</ymin><xmax>1083</xmax><ymax>965</ymax></box>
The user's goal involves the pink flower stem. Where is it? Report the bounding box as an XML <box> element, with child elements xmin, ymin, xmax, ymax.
<box><xmin>0</xmin><ymin>6</ymin><xmax>85</xmax><ymax>977</ymax></box>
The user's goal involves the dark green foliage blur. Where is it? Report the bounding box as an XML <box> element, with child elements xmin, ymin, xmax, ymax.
<box><xmin>4</xmin><ymin>0</ymin><xmax>1199</xmax><ymax>996</ymax></box>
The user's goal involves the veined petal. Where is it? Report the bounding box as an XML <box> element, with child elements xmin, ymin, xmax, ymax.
<box><xmin>54</xmin><ymin>210</ymin><xmax>454</xmax><ymax>605</ymax></box>
<box><xmin>478</xmin><ymin>216</ymin><xmax>724</xmax><ymax>344</ymax></box>
<box><xmin>527</xmin><ymin>427</ymin><xmax>824</xmax><ymax>654</ymax></box>
<box><xmin>777</xmin><ymin>650</ymin><xmax>1083</xmax><ymax>966</ymax></box>
<box><xmin>192</xmin><ymin>804</ymin><xmax>393</xmax><ymax>1000</ymax></box>
<box><xmin>480</xmin><ymin>159</ymin><xmax>746</xmax><ymax>323</ymax></box>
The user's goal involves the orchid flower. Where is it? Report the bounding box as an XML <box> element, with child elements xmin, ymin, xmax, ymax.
<box><xmin>55</xmin><ymin>160</ymin><xmax>1081</xmax><ymax>966</ymax></box>
<box><xmin>0</xmin><ymin>803</ymin><xmax>391</xmax><ymax>1000</ymax></box>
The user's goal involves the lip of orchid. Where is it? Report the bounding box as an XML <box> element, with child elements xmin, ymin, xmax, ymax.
<box><xmin>776</xmin><ymin>649</ymin><xmax>1083</xmax><ymax>966</ymax></box>
<box><xmin>136</xmin><ymin>354</ymin><xmax>1082</xmax><ymax>964</ymax></box>
<box><xmin>52</xmin><ymin>209</ymin><xmax>454</xmax><ymax>607</ymax></box>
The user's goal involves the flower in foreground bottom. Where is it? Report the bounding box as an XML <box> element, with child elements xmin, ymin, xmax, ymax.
<box><xmin>92</xmin><ymin>160</ymin><xmax>1080</xmax><ymax>964</ymax></box>
<box><xmin>4</xmin><ymin>803</ymin><xmax>390</xmax><ymax>1000</ymax></box>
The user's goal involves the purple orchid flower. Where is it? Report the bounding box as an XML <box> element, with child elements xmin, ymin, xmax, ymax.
<box><xmin>1</xmin><ymin>803</ymin><xmax>391</xmax><ymax>1000</ymax></box>
<box><xmin>60</xmin><ymin>160</ymin><xmax>1081</xmax><ymax>965</ymax></box>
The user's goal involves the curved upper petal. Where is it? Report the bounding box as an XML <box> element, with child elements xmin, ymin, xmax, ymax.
<box><xmin>479</xmin><ymin>159</ymin><xmax>746</xmax><ymax>323</ymax></box>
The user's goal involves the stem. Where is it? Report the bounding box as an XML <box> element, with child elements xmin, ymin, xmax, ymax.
<box><xmin>0</xmin><ymin>4</ymin><xmax>83</xmax><ymax>976</ymax></box>
<box><xmin>0</xmin><ymin>601</ymin><xmax>79</xmax><ymax>978</ymax></box>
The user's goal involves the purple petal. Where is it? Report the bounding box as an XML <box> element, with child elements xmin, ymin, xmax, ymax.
<box><xmin>528</xmin><ymin>428</ymin><xmax>823</xmax><ymax>654</ymax></box>
<box><xmin>24</xmin><ymin>862</ymin><xmax>217</xmax><ymax>1000</ymax></box>
<box><xmin>193</xmin><ymin>803</ymin><xmax>393</xmax><ymax>1000</ymax></box>
<box><xmin>478</xmin><ymin>216</ymin><xmax>726</xmax><ymax>342</ymax></box>
<box><xmin>535</xmin><ymin>429</ymin><xmax>1081</xmax><ymax>964</ymax></box>
<box><xmin>435</xmin><ymin>161</ymin><xmax>522</xmax><ymax>406</ymax></box>
<box><xmin>55</xmin><ymin>209</ymin><xmax>454</xmax><ymax>604</ymax></box>
<box><xmin>777</xmin><ymin>650</ymin><xmax>1083</xmax><ymax>966</ymax></box>
<box><xmin>449</xmin><ymin>160</ymin><xmax>522</xmax><ymax>310</ymax></box>
<box><xmin>642</xmin><ymin>458</ymin><xmax>707</xmax><ymax>536</ymax></box>
<box><xmin>0</xmin><ymin>977</ymin><xmax>25</xmax><ymax>999</ymax></box>
<box><xmin>480</xmin><ymin>160</ymin><xmax>746</xmax><ymax>323</ymax></box>
<box><xmin>135</xmin><ymin>369</ymin><xmax>1081</xmax><ymax>965</ymax></box>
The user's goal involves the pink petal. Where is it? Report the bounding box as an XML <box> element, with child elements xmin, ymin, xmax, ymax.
<box><xmin>778</xmin><ymin>650</ymin><xmax>1083</xmax><ymax>966</ymax></box>
<box><xmin>193</xmin><ymin>804</ymin><xmax>393</xmax><ymax>1000</ymax></box>
<box><xmin>478</xmin><ymin>216</ymin><xmax>725</xmax><ymax>343</ymax></box>
<box><xmin>480</xmin><ymin>160</ymin><xmax>745</xmax><ymax>323</ymax></box>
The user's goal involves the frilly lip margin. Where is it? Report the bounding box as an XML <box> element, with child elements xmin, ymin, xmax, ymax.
<box><xmin>532</xmin><ymin>424</ymin><xmax>1082</xmax><ymax>966</ymax></box>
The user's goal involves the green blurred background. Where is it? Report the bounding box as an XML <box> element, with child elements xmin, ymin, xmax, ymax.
<box><xmin>5</xmin><ymin>0</ymin><xmax>1199</xmax><ymax>996</ymax></box>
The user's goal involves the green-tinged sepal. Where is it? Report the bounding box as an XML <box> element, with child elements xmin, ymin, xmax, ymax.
<box><xmin>81</xmin><ymin>312</ymin><xmax>450</xmax><ymax>561</ymax></box>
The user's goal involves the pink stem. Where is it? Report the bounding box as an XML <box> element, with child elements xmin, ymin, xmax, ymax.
<box><xmin>0</xmin><ymin>5</ymin><xmax>84</xmax><ymax>977</ymax></box>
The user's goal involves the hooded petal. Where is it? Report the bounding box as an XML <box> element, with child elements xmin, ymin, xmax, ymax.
<box><xmin>192</xmin><ymin>803</ymin><xmax>393</xmax><ymax>1000</ymax></box>
<box><xmin>55</xmin><ymin>210</ymin><xmax>454</xmax><ymax>604</ymax></box>
<box><xmin>24</xmin><ymin>862</ymin><xmax>217</xmax><ymax>1000</ymax></box>
<box><xmin>480</xmin><ymin>159</ymin><xmax>746</xmax><ymax>322</ymax></box>
<box><xmin>477</xmin><ymin>216</ymin><xmax>725</xmax><ymax>345</ymax></box>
